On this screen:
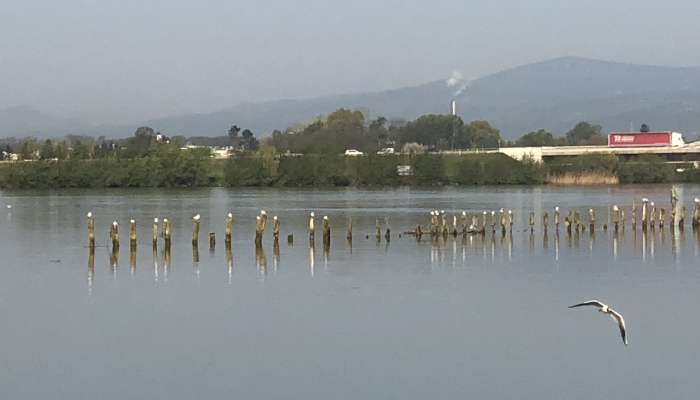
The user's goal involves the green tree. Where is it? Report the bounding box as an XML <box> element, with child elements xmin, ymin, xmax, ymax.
<box><xmin>20</xmin><ymin>139</ymin><xmax>39</xmax><ymax>160</ymax></box>
<box><xmin>565</xmin><ymin>122</ymin><xmax>606</xmax><ymax>145</ymax></box>
<box><xmin>468</xmin><ymin>120</ymin><xmax>502</xmax><ymax>148</ymax></box>
<box><xmin>39</xmin><ymin>139</ymin><xmax>56</xmax><ymax>160</ymax></box>
<box><xmin>514</xmin><ymin>129</ymin><xmax>557</xmax><ymax>146</ymax></box>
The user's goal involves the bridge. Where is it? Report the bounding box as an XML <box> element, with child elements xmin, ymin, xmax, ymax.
<box><xmin>496</xmin><ymin>142</ymin><xmax>700</xmax><ymax>164</ymax></box>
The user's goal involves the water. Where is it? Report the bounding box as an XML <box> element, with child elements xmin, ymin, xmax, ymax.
<box><xmin>1</xmin><ymin>185</ymin><xmax>699</xmax><ymax>399</ymax></box>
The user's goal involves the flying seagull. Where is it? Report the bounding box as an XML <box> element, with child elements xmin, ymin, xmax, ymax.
<box><xmin>569</xmin><ymin>300</ymin><xmax>628</xmax><ymax>346</ymax></box>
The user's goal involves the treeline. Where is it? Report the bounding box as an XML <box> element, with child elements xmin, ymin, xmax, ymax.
<box><xmin>508</xmin><ymin>122</ymin><xmax>607</xmax><ymax>147</ymax></box>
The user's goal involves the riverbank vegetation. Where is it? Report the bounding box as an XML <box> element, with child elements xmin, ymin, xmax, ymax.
<box><xmin>0</xmin><ymin>108</ymin><xmax>696</xmax><ymax>188</ymax></box>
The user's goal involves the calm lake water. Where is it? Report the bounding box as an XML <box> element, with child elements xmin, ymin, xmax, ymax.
<box><xmin>1</xmin><ymin>185</ymin><xmax>700</xmax><ymax>399</ymax></box>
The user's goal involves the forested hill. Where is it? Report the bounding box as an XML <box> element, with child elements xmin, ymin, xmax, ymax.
<box><xmin>4</xmin><ymin>56</ymin><xmax>700</xmax><ymax>139</ymax></box>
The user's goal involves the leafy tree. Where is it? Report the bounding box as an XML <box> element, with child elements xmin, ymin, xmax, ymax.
<box><xmin>20</xmin><ymin>139</ymin><xmax>39</xmax><ymax>160</ymax></box>
<box><xmin>39</xmin><ymin>139</ymin><xmax>56</xmax><ymax>160</ymax></box>
<box><xmin>228</xmin><ymin>125</ymin><xmax>241</xmax><ymax>138</ymax></box>
<box><xmin>514</xmin><ymin>129</ymin><xmax>558</xmax><ymax>146</ymax></box>
<box><xmin>468</xmin><ymin>120</ymin><xmax>502</xmax><ymax>148</ymax></box>
<box><xmin>565</xmin><ymin>122</ymin><xmax>606</xmax><ymax>145</ymax></box>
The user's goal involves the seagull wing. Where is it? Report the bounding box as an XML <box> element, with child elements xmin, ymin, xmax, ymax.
<box><xmin>568</xmin><ymin>300</ymin><xmax>606</xmax><ymax>309</ymax></box>
<box><xmin>609</xmin><ymin>309</ymin><xmax>628</xmax><ymax>346</ymax></box>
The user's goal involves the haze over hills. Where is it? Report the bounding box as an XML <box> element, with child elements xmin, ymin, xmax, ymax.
<box><xmin>3</xmin><ymin>56</ymin><xmax>700</xmax><ymax>140</ymax></box>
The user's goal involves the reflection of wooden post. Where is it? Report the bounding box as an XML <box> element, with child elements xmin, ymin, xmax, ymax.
<box><xmin>680</xmin><ymin>206</ymin><xmax>686</xmax><ymax>230</ymax></box>
<box><xmin>376</xmin><ymin>218</ymin><xmax>382</xmax><ymax>241</ymax></box>
<box><xmin>87</xmin><ymin>212</ymin><xmax>95</xmax><ymax>249</ymax></box>
<box><xmin>225</xmin><ymin>213</ymin><xmax>233</xmax><ymax>246</ymax></box>
<box><xmin>129</xmin><ymin>219</ymin><xmax>137</xmax><ymax>252</ymax></box>
<box><xmin>152</xmin><ymin>218</ymin><xmax>158</xmax><ymax>250</ymax></box>
<box><xmin>110</xmin><ymin>221</ymin><xmax>120</xmax><ymax>251</ymax></box>
<box><xmin>192</xmin><ymin>214</ymin><xmax>201</xmax><ymax>246</ymax></box>
<box><xmin>309</xmin><ymin>212</ymin><xmax>316</xmax><ymax>245</ymax></box>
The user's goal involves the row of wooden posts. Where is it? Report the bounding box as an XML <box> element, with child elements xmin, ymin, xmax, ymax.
<box><xmin>86</xmin><ymin>198</ymin><xmax>700</xmax><ymax>252</ymax></box>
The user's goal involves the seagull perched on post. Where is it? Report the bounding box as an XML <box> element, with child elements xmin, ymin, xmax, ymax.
<box><xmin>569</xmin><ymin>300</ymin><xmax>628</xmax><ymax>346</ymax></box>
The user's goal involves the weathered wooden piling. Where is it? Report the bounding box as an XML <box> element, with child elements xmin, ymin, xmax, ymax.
<box><xmin>481</xmin><ymin>211</ymin><xmax>487</xmax><ymax>235</ymax></box>
<box><xmin>680</xmin><ymin>206</ymin><xmax>686</xmax><ymax>230</ymax></box>
<box><xmin>573</xmin><ymin>211</ymin><xmax>581</xmax><ymax>233</ymax></box>
<box><xmin>641</xmin><ymin>198</ymin><xmax>649</xmax><ymax>231</ymax></box>
<box><xmin>490</xmin><ymin>211</ymin><xmax>497</xmax><ymax>234</ymax></box>
<box><xmin>528</xmin><ymin>211</ymin><xmax>535</xmax><ymax>233</ymax></box>
<box><xmin>322</xmin><ymin>216</ymin><xmax>331</xmax><ymax>248</ymax></box>
<box><xmin>554</xmin><ymin>207</ymin><xmax>561</xmax><ymax>231</ymax></box>
<box><xmin>659</xmin><ymin>208</ymin><xmax>666</xmax><ymax>229</ymax></box>
<box><xmin>225</xmin><ymin>213</ymin><xmax>234</xmax><ymax>246</ymax></box>
<box><xmin>346</xmin><ymin>217</ymin><xmax>353</xmax><ymax>241</ymax></box>
<box><xmin>543</xmin><ymin>212</ymin><xmax>549</xmax><ymax>232</ymax></box>
<box><xmin>209</xmin><ymin>232</ymin><xmax>216</xmax><ymax>250</ymax></box>
<box><xmin>631</xmin><ymin>202</ymin><xmax>637</xmax><ymax>230</ymax></box>
<box><xmin>309</xmin><ymin>212</ymin><xmax>316</xmax><ymax>244</ymax></box>
<box><xmin>588</xmin><ymin>209</ymin><xmax>596</xmax><ymax>232</ymax></box>
<box><xmin>273</xmin><ymin>216</ymin><xmax>281</xmax><ymax>243</ymax></box>
<box><xmin>375</xmin><ymin>217</ymin><xmax>382</xmax><ymax>241</ymax></box>
<box><xmin>255</xmin><ymin>215</ymin><xmax>264</xmax><ymax>247</ymax></box>
<box><xmin>613</xmin><ymin>205</ymin><xmax>620</xmax><ymax>232</ymax></box>
<box><xmin>163</xmin><ymin>218</ymin><xmax>172</xmax><ymax>250</ymax></box>
<box><xmin>564</xmin><ymin>210</ymin><xmax>572</xmax><ymax>235</ymax></box>
<box><xmin>192</xmin><ymin>214</ymin><xmax>201</xmax><ymax>246</ymax></box>
<box><xmin>152</xmin><ymin>218</ymin><xmax>159</xmax><ymax>249</ymax></box>
<box><xmin>110</xmin><ymin>221</ymin><xmax>120</xmax><ymax>251</ymax></box>
<box><xmin>385</xmin><ymin>217</ymin><xmax>391</xmax><ymax>242</ymax></box>
<box><xmin>461</xmin><ymin>211</ymin><xmax>469</xmax><ymax>237</ymax></box>
<box><xmin>693</xmin><ymin>198</ymin><xmax>700</xmax><ymax>229</ymax></box>
<box><xmin>87</xmin><ymin>212</ymin><xmax>95</xmax><ymax>248</ymax></box>
<box><xmin>441</xmin><ymin>213</ymin><xmax>449</xmax><ymax>239</ymax></box>
<box><xmin>471</xmin><ymin>213</ymin><xmax>478</xmax><ymax>234</ymax></box>
<box><xmin>650</xmin><ymin>202</ymin><xmax>657</xmax><ymax>230</ymax></box>
<box><xmin>415</xmin><ymin>224</ymin><xmax>423</xmax><ymax>239</ymax></box>
<box><xmin>129</xmin><ymin>219</ymin><xmax>137</xmax><ymax>252</ymax></box>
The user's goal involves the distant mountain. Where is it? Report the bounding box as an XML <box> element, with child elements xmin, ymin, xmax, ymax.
<box><xmin>0</xmin><ymin>106</ymin><xmax>88</xmax><ymax>138</ymax></box>
<box><xmin>5</xmin><ymin>56</ymin><xmax>700</xmax><ymax>140</ymax></box>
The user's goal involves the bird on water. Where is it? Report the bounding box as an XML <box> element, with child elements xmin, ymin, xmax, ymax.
<box><xmin>569</xmin><ymin>300</ymin><xmax>628</xmax><ymax>346</ymax></box>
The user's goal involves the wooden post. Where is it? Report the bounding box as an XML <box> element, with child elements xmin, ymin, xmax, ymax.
<box><xmin>255</xmin><ymin>215</ymin><xmax>264</xmax><ymax>247</ymax></box>
<box><xmin>451</xmin><ymin>215</ymin><xmax>458</xmax><ymax>237</ymax></box>
<box><xmin>680</xmin><ymin>206</ymin><xmax>686</xmax><ymax>230</ymax></box>
<box><xmin>528</xmin><ymin>211</ymin><xmax>535</xmax><ymax>233</ymax></box>
<box><xmin>481</xmin><ymin>211</ymin><xmax>487</xmax><ymax>235</ymax></box>
<box><xmin>500</xmin><ymin>209</ymin><xmax>507</xmax><ymax>237</ymax></box>
<box><xmin>441</xmin><ymin>213</ymin><xmax>449</xmax><ymax>239</ymax></box>
<box><xmin>322</xmin><ymin>216</ymin><xmax>331</xmax><ymax>249</ymax></box>
<box><xmin>650</xmin><ymin>202</ymin><xmax>657</xmax><ymax>230</ymax></box>
<box><xmin>670</xmin><ymin>204</ymin><xmax>676</xmax><ymax>229</ymax></box>
<box><xmin>192</xmin><ymin>214</ymin><xmax>201</xmax><ymax>246</ymax></box>
<box><xmin>471</xmin><ymin>214</ymin><xmax>479</xmax><ymax>234</ymax></box>
<box><xmin>554</xmin><ymin>206</ymin><xmax>560</xmax><ymax>231</ymax></box>
<box><xmin>461</xmin><ymin>211</ymin><xmax>469</xmax><ymax>237</ymax></box>
<box><xmin>573</xmin><ymin>211</ymin><xmax>581</xmax><ymax>233</ymax></box>
<box><xmin>613</xmin><ymin>205</ymin><xmax>620</xmax><ymax>232</ymax></box>
<box><xmin>588</xmin><ymin>209</ymin><xmax>595</xmax><ymax>232</ymax></box>
<box><xmin>693</xmin><ymin>198</ymin><xmax>700</xmax><ymax>229</ymax></box>
<box><xmin>564</xmin><ymin>211</ymin><xmax>572</xmax><ymax>236</ymax></box>
<box><xmin>659</xmin><ymin>208</ymin><xmax>666</xmax><ymax>229</ymax></box>
<box><xmin>385</xmin><ymin>217</ymin><xmax>391</xmax><ymax>242</ymax></box>
<box><xmin>542</xmin><ymin>212</ymin><xmax>549</xmax><ymax>232</ymax></box>
<box><xmin>415</xmin><ymin>224</ymin><xmax>423</xmax><ymax>240</ymax></box>
<box><xmin>110</xmin><ymin>221</ymin><xmax>120</xmax><ymax>251</ymax></box>
<box><xmin>225</xmin><ymin>213</ymin><xmax>233</xmax><ymax>246</ymax></box>
<box><xmin>163</xmin><ymin>218</ymin><xmax>172</xmax><ymax>251</ymax></box>
<box><xmin>376</xmin><ymin>217</ymin><xmax>382</xmax><ymax>241</ymax></box>
<box><xmin>129</xmin><ymin>219</ymin><xmax>137</xmax><ymax>252</ymax></box>
<box><xmin>273</xmin><ymin>216</ymin><xmax>280</xmax><ymax>243</ymax></box>
<box><xmin>309</xmin><ymin>212</ymin><xmax>315</xmax><ymax>245</ymax></box>
<box><xmin>508</xmin><ymin>210</ymin><xmax>514</xmax><ymax>234</ymax></box>
<box><xmin>87</xmin><ymin>212</ymin><xmax>95</xmax><ymax>249</ymax></box>
<box><xmin>260</xmin><ymin>210</ymin><xmax>268</xmax><ymax>233</ymax></box>
<box><xmin>346</xmin><ymin>217</ymin><xmax>353</xmax><ymax>241</ymax></box>
<box><xmin>641</xmin><ymin>198</ymin><xmax>649</xmax><ymax>231</ymax></box>
<box><xmin>490</xmin><ymin>211</ymin><xmax>496</xmax><ymax>234</ymax></box>
<box><xmin>631</xmin><ymin>202</ymin><xmax>637</xmax><ymax>230</ymax></box>
<box><xmin>152</xmin><ymin>218</ymin><xmax>158</xmax><ymax>250</ymax></box>
<box><xmin>209</xmin><ymin>232</ymin><xmax>216</xmax><ymax>250</ymax></box>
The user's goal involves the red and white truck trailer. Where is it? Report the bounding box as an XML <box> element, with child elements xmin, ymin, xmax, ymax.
<box><xmin>608</xmin><ymin>131</ymin><xmax>684</xmax><ymax>147</ymax></box>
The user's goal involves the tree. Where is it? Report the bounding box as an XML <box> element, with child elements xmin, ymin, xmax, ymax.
<box><xmin>228</xmin><ymin>125</ymin><xmax>241</xmax><ymax>138</ymax></box>
<box><xmin>468</xmin><ymin>120</ymin><xmax>502</xmax><ymax>148</ymax></box>
<box><xmin>20</xmin><ymin>139</ymin><xmax>38</xmax><ymax>160</ymax></box>
<box><xmin>39</xmin><ymin>139</ymin><xmax>55</xmax><ymax>160</ymax></box>
<box><xmin>514</xmin><ymin>129</ymin><xmax>557</xmax><ymax>146</ymax></box>
<box><xmin>565</xmin><ymin>122</ymin><xmax>605</xmax><ymax>145</ymax></box>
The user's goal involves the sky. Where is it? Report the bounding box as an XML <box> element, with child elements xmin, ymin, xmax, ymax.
<box><xmin>2</xmin><ymin>0</ymin><xmax>700</xmax><ymax>125</ymax></box>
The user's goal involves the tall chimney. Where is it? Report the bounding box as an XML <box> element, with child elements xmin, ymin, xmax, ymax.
<box><xmin>451</xmin><ymin>100</ymin><xmax>457</xmax><ymax>116</ymax></box>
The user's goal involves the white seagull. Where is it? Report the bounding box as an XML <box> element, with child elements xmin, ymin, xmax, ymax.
<box><xmin>569</xmin><ymin>300</ymin><xmax>628</xmax><ymax>346</ymax></box>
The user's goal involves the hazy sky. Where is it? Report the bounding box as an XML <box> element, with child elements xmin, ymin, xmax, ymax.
<box><xmin>2</xmin><ymin>0</ymin><xmax>700</xmax><ymax>124</ymax></box>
